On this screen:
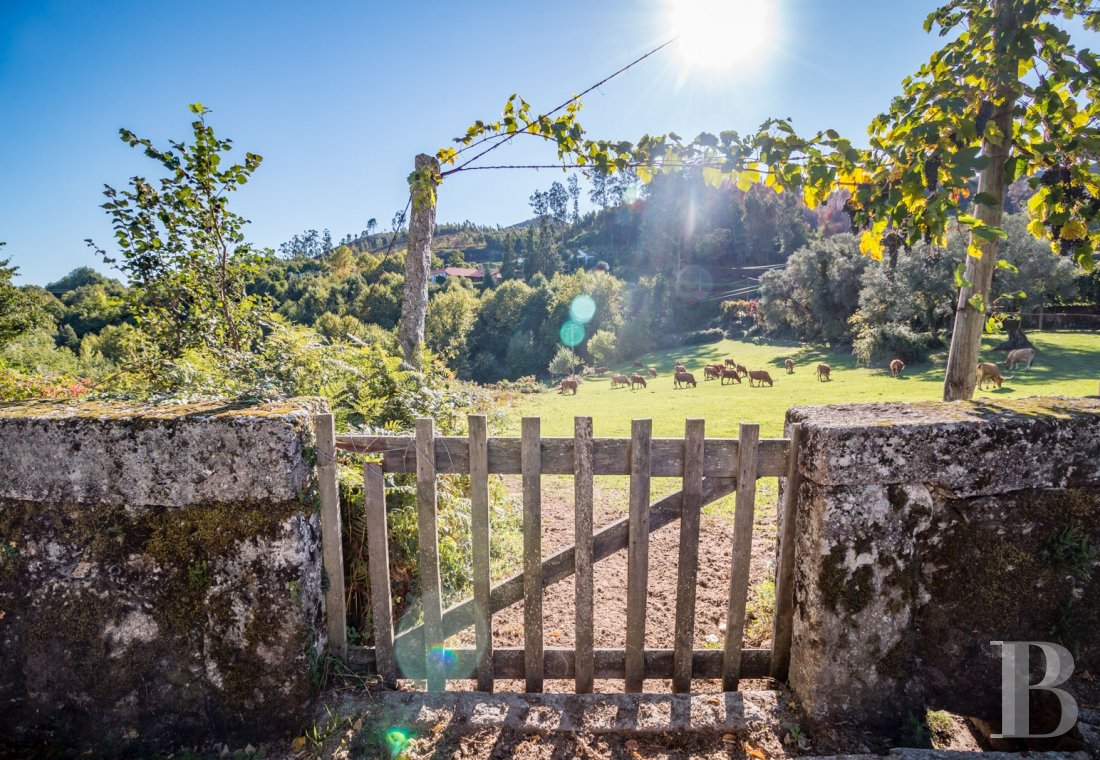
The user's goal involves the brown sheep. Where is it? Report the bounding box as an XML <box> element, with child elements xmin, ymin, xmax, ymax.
<box><xmin>890</xmin><ymin>358</ymin><xmax>905</xmax><ymax>378</ymax></box>
<box><xmin>735</xmin><ymin>363</ymin><xmax>748</xmax><ymax>377</ymax></box>
<box><xmin>674</xmin><ymin>371</ymin><xmax>697</xmax><ymax>388</ymax></box>
<box><xmin>592</xmin><ymin>366</ymin><xmax>609</xmax><ymax>376</ymax></box>
<box><xmin>559</xmin><ymin>377</ymin><xmax>579</xmax><ymax>394</ymax></box>
<box><xmin>647</xmin><ymin>367</ymin><xmax>657</xmax><ymax>378</ymax></box>
<box><xmin>748</xmin><ymin>370</ymin><xmax>774</xmax><ymax>387</ymax></box>
<box><xmin>816</xmin><ymin>363</ymin><xmax>832</xmax><ymax>381</ymax></box>
<box><xmin>704</xmin><ymin>364</ymin><xmax>722</xmax><ymax>381</ymax></box>
<box><xmin>674</xmin><ymin>363</ymin><xmax>687</xmax><ymax>373</ymax></box>
<box><xmin>724</xmin><ymin>358</ymin><xmax>738</xmax><ymax>368</ymax></box>
<box><xmin>610</xmin><ymin>373</ymin><xmax>630</xmax><ymax>389</ymax></box>
<box><xmin>630</xmin><ymin>373</ymin><xmax>648</xmax><ymax>389</ymax></box>
<box><xmin>720</xmin><ymin>367</ymin><xmax>742</xmax><ymax>385</ymax></box>
<box><xmin>976</xmin><ymin>362</ymin><xmax>1008</xmax><ymax>389</ymax></box>
<box><xmin>784</xmin><ymin>358</ymin><xmax>794</xmax><ymax>374</ymax></box>
<box><xmin>1004</xmin><ymin>347</ymin><xmax>1036</xmax><ymax>370</ymax></box>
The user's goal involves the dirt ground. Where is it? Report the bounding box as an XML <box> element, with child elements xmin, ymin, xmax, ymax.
<box><xmin>447</xmin><ymin>474</ymin><xmax>779</xmax><ymax>694</ymax></box>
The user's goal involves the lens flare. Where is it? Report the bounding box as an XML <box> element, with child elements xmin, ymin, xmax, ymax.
<box><xmin>386</xmin><ymin>727</ymin><xmax>411</xmax><ymax>756</ymax></box>
<box><xmin>560</xmin><ymin>320</ymin><xmax>585</xmax><ymax>347</ymax></box>
<box><xmin>569</xmin><ymin>294</ymin><xmax>597</xmax><ymax>324</ymax></box>
<box><xmin>428</xmin><ymin>644</ymin><xmax>457</xmax><ymax>673</ymax></box>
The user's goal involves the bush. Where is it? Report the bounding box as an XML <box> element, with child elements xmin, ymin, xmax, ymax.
<box><xmin>851</xmin><ymin>319</ymin><xmax>932</xmax><ymax>367</ymax></box>
<box><xmin>679</xmin><ymin>328</ymin><xmax>725</xmax><ymax>347</ymax></box>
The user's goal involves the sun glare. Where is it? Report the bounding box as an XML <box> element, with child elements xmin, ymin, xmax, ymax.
<box><xmin>666</xmin><ymin>0</ymin><xmax>777</xmax><ymax>71</ymax></box>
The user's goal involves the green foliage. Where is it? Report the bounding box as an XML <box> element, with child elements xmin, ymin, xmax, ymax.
<box><xmin>0</xmin><ymin>249</ymin><xmax>44</xmax><ymax>349</ymax></box>
<box><xmin>586</xmin><ymin>329</ymin><xmax>617</xmax><ymax>365</ymax></box>
<box><xmin>898</xmin><ymin>710</ymin><xmax>933</xmax><ymax>749</ymax></box>
<box><xmin>425</xmin><ymin>279</ymin><xmax>479</xmax><ymax>372</ymax></box>
<box><xmin>850</xmin><ymin>318</ymin><xmax>934</xmax><ymax>367</ymax></box>
<box><xmin>87</xmin><ymin>103</ymin><xmax>273</xmax><ymax>365</ymax></box>
<box><xmin>1042</xmin><ymin>526</ymin><xmax>1097</xmax><ymax>581</ymax></box>
<box><xmin>548</xmin><ymin>345</ymin><xmax>578</xmax><ymax>376</ymax></box>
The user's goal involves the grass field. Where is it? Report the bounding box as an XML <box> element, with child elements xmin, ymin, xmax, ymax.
<box><xmin>502</xmin><ymin>330</ymin><xmax>1100</xmax><ymax>439</ymax></box>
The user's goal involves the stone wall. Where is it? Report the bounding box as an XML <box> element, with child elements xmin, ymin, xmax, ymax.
<box><xmin>0</xmin><ymin>399</ymin><xmax>327</xmax><ymax>748</ymax></box>
<box><xmin>785</xmin><ymin>396</ymin><xmax>1100</xmax><ymax>727</ymax></box>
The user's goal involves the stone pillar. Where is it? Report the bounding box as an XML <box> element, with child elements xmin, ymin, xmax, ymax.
<box><xmin>0</xmin><ymin>399</ymin><xmax>328</xmax><ymax>747</ymax></box>
<box><xmin>786</xmin><ymin>397</ymin><xmax>1100</xmax><ymax>726</ymax></box>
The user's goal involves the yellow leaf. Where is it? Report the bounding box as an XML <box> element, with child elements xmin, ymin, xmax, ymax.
<box><xmin>636</xmin><ymin>164</ymin><xmax>654</xmax><ymax>185</ymax></box>
<box><xmin>702</xmin><ymin>167</ymin><xmax>724</xmax><ymax>189</ymax></box>
<box><xmin>968</xmin><ymin>241</ymin><xmax>985</xmax><ymax>259</ymax></box>
<box><xmin>736</xmin><ymin>171</ymin><xmax>754</xmax><ymax>192</ymax></box>
<box><xmin>290</xmin><ymin>736</ymin><xmax>307</xmax><ymax>753</ymax></box>
<box><xmin>435</xmin><ymin>147</ymin><xmax>458</xmax><ymax>166</ymax></box>
<box><xmin>764</xmin><ymin>171</ymin><xmax>784</xmax><ymax>193</ymax></box>
<box><xmin>1062</xmin><ymin>219</ymin><xmax>1087</xmax><ymax>240</ymax></box>
<box><xmin>1027</xmin><ymin>219</ymin><xmax>1046</xmax><ymax>239</ymax></box>
<box><xmin>859</xmin><ymin>230</ymin><xmax>884</xmax><ymax>260</ymax></box>
<box><xmin>803</xmin><ymin>185</ymin><xmax>820</xmax><ymax>208</ymax></box>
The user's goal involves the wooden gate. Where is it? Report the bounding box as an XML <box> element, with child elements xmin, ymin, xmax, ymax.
<box><xmin>315</xmin><ymin>413</ymin><xmax>803</xmax><ymax>693</ymax></box>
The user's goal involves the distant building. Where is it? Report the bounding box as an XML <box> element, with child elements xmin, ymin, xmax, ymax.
<box><xmin>429</xmin><ymin>267</ymin><xmax>501</xmax><ymax>284</ymax></box>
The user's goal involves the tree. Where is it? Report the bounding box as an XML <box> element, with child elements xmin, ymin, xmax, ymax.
<box><xmin>500</xmin><ymin>234</ymin><xmax>518</xmax><ymax>280</ymax></box>
<box><xmin>567</xmin><ymin>175</ymin><xmax>581</xmax><ymax>224</ymax></box>
<box><xmin>425</xmin><ymin>279</ymin><xmax>479</xmax><ymax>372</ymax></box>
<box><xmin>548</xmin><ymin>344</ymin><xmax>578</xmax><ymax>377</ymax></box>
<box><xmin>586</xmin><ymin>329</ymin><xmax>617</xmax><ymax>365</ymax></box>
<box><xmin>88</xmin><ymin>103</ymin><xmax>272</xmax><ymax>360</ymax></box>
<box><xmin>396</xmin><ymin>154</ymin><xmax>440</xmax><ymax>367</ymax></box>
<box><xmin>0</xmin><ymin>244</ymin><xmax>41</xmax><ymax>348</ymax></box>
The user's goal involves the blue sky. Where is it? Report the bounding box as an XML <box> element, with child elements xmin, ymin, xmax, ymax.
<box><xmin>0</xmin><ymin>0</ymin><xmax>959</xmax><ymax>284</ymax></box>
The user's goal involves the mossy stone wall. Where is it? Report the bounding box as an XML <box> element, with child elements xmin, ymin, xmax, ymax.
<box><xmin>785</xmin><ymin>397</ymin><xmax>1100</xmax><ymax>726</ymax></box>
<box><xmin>0</xmin><ymin>399</ymin><xmax>328</xmax><ymax>749</ymax></box>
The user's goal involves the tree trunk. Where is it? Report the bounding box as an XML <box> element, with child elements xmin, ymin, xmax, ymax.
<box><xmin>941</xmin><ymin>1</ymin><xmax>1017</xmax><ymax>401</ymax></box>
<box><xmin>398</xmin><ymin>154</ymin><xmax>440</xmax><ymax>369</ymax></box>
<box><xmin>993</xmin><ymin>316</ymin><xmax>1033</xmax><ymax>351</ymax></box>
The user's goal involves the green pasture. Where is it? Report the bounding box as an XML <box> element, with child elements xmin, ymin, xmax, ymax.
<box><xmin>503</xmin><ymin>331</ymin><xmax>1100</xmax><ymax>439</ymax></box>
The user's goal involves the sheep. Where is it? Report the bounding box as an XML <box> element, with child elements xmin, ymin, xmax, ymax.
<box><xmin>890</xmin><ymin>359</ymin><xmax>905</xmax><ymax>378</ymax></box>
<box><xmin>647</xmin><ymin>367</ymin><xmax>657</xmax><ymax>378</ymax></box>
<box><xmin>784</xmin><ymin>358</ymin><xmax>794</xmax><ymax>374</ymax></box>
<box><xmin>704</xmin><ymin>364</ymin><xmax>722</xmax><ymax>381</ymax></box>
<box><xmin>674</xmin><ymin>371</ymin><xmax>697</xmax><ymax>388</ymax></box>
<box><xmin>748</xmin><ymin>370</ymin><xmax>774</xmax><ymax>387</ymax></box>
<box><xmin>630</xmin><ymin>373</ymin><xmax>648</xmax><ymax>389</ymax></box>
<box><xmin>559</xmin><ymin>377</ymin><xmax>579</xmax><ymax>394</ymax></box>
<box><xmin>976</xmin><ymin>362</ymin><xmax>1008</xmax><ymax>389</ymax></box>
<box><xmin>592</xmin><ymin>366</ymin><xmax>609</xmax><ymax>376</ymax></box>
<box><xmin>816</xmin><ymin>363</ymin><xmax>832</xmax><ymax>381</ymax></box>
<box><xmin>1004</xmin><ymin>347</ymin><xmax>1036</xmax><ymax>370</ymax></box>
<box><xmin>735</xmin><ymin>364</ymin><xmax>748</xmax><ymax>378</ymax></box>
<box><xmin>674</xmin><ymin>363</ymin><xmax>687</xmax><ymax>373</ymax></box>
<box><xmin>610</xmin><ymin>373</ymin><xmax>630</xmax><ymax>389</ymax></box>
<box><xmin>720</xmin><ymin>367</ymin><xmax>742</xmax><ymax>385</ymax></box>
<box><xmin>724</xmin><ymin>358</ymin><xmax>738</xmax><ymax>368</ymax></box>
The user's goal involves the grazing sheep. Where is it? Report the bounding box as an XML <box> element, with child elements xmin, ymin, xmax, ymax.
<box><xmin>674</xmin><ymin>363</ymin><xmax>687</xmax><ymax>373</ymax></box>
<box><xmin>784</xmin><ymin>358</ymin><xmax>794</xmax><ymax>374</ymax></box>
<box><xmin>611</xmin><ymin>373</ymin><xmax>630</xmax><ymax>389</ymax></box>
<box><xmin>720</xmin><ymin>367</ymin><xmax>742</xmax><ymax>385</ymax></box>
<box><xmin>816</xmin><ymin>363</ymin><xmax>832</xmax><ymax>381</ymax></box>
<box><xmin>592</xmin><ymin>366</ymin><xmax>609</xmax><ymax>376</ymax></box>
<box><xmin>630</xmin><ymin>373</ymin><xmax>648</xmax><ymax>389</ymax></box>
<box><xmin>735</xmin><ymin>364</ymin><xmax>748</xmax><ymax>377</ymax></box>
<box><xmin>976</xmin><ymin>362</ymin><xmax>1008</xmax><ymax>389</ymax></box>
<box><xmin>674</xmin><ymin>371</ymin><xmax>697</xmax><ymax>388</ymax></box>
<box><xmin>704</xmin><ymin>364</ymin><xmax>722</xmax><ymax>381</ymax></box>
<box><xmin>1004</xmin><ymin>347</ymin><xmax>1036</xmax><ymax>370</ymax></box>
<box><xmin>890</xmin><ymin>359</ymin><xmax>905</xmax><ymax>378</ymax></box>
<box><xmin>647</xmin><ymin>367</ymin><xmax>657</xmax><ymax>378</ymax></box>
<box><xmin>748</xmin><ymin>370</ymin><xmax>774</xmax><ymax>387</ymax></box>
<box><xmin>559</xmin><ymin>378</ymin><xmax>579</xmax><ymax>394</ymax></box>
<box><xmin>724</xmin><ymin>358</ymin><xmax>738</xmax><ymax>368</ymax></box>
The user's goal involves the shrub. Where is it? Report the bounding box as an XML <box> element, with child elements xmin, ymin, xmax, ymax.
<box><xmin>679</xmin><ymin>328</ymin><xmax>725</xmax><ymax>347</ymax></box>
<box><xmin>851</xmin><ymin>319</ymin><xmax>932</xmax><ymax>367</ymax></box>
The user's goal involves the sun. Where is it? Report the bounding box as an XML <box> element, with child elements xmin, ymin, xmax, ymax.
<box><xmin>665</xmin><ymin>0</ymin><xmax>778</xmax><ymax>71</ymax></box>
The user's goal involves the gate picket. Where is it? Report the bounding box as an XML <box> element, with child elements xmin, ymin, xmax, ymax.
<box><xmin>574</xmin><ymin>416</ymin><xmax>595</xmax><ymax>694</ymax></box>
<box><xmin>625</xmin><ymin>419</ymin><xmax>653</xmax><ymax>693</ymax></box>
<box><xmin>364</xmin><ymin>462</ymin><xmax>395</xmax><ymax>686</ymax></box>
<box><xmin>672</xmin><ymin>418</ymin><xmax>705</xmax><ymax>692</ymax></box>
<box><xmin>468</xmin><ymin>415</ymin><xmax>493</xmax><ymax>691</ymax></box>
<box><xmin>522</xmin><ymin>417</ymin><xmax>544</xmax><ymax>692</ymax></box>
<box><xmin>416</xmin><ymin>418</ymin><xmax>445</xmax><ymax>691</ymax></box>
<box><xmin>722</xmin><ymin>423</ymin><xmax>760</xmax><ymax>691</ymax></box>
